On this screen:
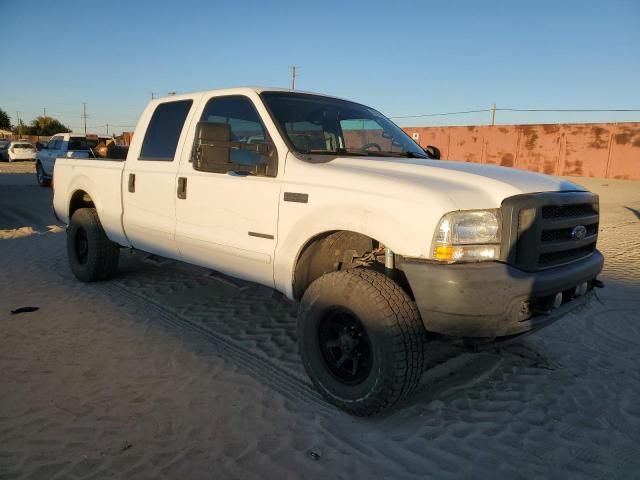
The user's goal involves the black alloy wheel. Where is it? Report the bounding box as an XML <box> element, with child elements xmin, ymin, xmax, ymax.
<box><xmin>318</xmin><ymin>308</ymin><xmax>372</xmax><ymax>385</ymax></box>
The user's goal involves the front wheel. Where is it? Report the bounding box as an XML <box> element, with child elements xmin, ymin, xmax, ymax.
<box><xmin>36</xmin><ymin>163</ymin><xmax>50</xmax><ymax>186</ymax></box>
<box><xmin>298</xmin><ymin>269</ymin><xmax>426</xmax><ymax>416</ymax></box>
<box><xmin>67</xmin><ymin>208</ymin><xmax>120</xmax><ymax>282</ymax></box>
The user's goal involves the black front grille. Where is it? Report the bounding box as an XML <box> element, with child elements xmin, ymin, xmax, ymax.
<box><xmin>501</xmin><ymin>192</ymin><xmax>600</xmax><ymax>271</ymax></box>
<box><xmin>538</xmin><ymin>242</ymin><xmax>597</xmax><ymax>266</ymax></box>
<box><xmin>541</xmin><ymin>204</ymin><xmax>598</xmax><ymax>219</ymax></box>
<box><xmin>541</xmin><ymin>223</ymin><xmax>598</xmax><ymax>242</ymax></box>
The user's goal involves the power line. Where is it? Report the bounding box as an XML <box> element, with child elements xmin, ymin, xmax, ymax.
<box><xmin>390</xmin><ymin>109</ymin><xmax>492</xmax><ymax>119</ymax></box>
<box><xmin>497</xmin><ymin>108</ymin><xmax>640</xmax><ymax>112</ymax></box>
<box><xmin>390</xmin><ymin>107</ymin><xmax>640</xmax><ymax>119</ymax></box>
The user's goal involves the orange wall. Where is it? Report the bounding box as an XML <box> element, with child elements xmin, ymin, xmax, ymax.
<box><xmin>403</xmin><ymin>122</ymin><xmax>640</xmax><ymax>180</ymax></box>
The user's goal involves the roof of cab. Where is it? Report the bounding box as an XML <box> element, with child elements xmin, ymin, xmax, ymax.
<box><xmin>151</xmin><ymin>86</ymin><xmax>345</xmax><ymax>103</ymax></box>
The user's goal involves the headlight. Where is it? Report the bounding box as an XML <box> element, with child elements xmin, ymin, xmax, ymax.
<box><xmin>432</xmin><ymin>209</ymin><xmax>501</xmax><ymax>262</ymax></box>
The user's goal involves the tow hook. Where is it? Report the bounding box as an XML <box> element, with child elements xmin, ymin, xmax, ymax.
<box><xmin>552</xmin><ymin>292</ymin><xmax>563</xmax><ymax>309</ymax></box>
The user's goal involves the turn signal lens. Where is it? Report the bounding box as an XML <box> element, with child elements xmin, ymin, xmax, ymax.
<box><xmin>434</xmin><ymin>245</ymin><xmax>500</xmax><ymax>262</ymax></box>
<box><xmin>434</xmin><ymin>245</ymin><xmax>453</xmax><ymax>260</ymax></box>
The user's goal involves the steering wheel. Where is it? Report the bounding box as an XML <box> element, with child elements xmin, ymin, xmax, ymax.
<box><xmin>361</xmin><ymin>142</ymin><xmax>382</xmax><ymax>152</ymax></box>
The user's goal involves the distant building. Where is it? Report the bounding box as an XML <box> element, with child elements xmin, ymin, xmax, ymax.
<box><xmin>117</xmin><ymin>131</ymin><xmax>133</xmax><ymax>145</ymax></box>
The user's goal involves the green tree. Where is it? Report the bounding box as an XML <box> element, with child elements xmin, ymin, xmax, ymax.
<box><xmin>0</xmin><ymin>108</ymin><xmax>11</xmax><ymax>131</ymax></box>
<box><xmin>29</xmin><ymin>116</ymin><xmax>72</xmax><ymax>136</ymax></box>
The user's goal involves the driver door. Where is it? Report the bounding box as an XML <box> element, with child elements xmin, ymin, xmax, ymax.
<box><xmin>175</xmin><ymin>94</ymin><xmax>281</xmax><ymax>287</ymax></box>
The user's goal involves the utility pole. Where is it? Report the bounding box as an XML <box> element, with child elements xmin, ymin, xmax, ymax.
<box><xmin>81</xmin><ymin>102</ymin><xmax>89</xmax><ymax>134</ymax></box>
<box><xmin>151</xmin><ymin>92</ymin><xmax>156</xmax><ymax>100</ymax></box>
<box><xmin>290</xmin><ymin>66</ymin><xmax>298</xmax><ymax>90</ymax></box>
<box><xmin>15</xmin><ymin>112</ymin><xmax>22</xmax><ymax>137</ymax></box>
<box><xmin>43</xmin><ymin>107</ymin><xmax>47</xmax><ymax>117</ymax></box>
<box><xmin>491</xmin><ymin>103</ymin><xmax>496</xmax><ymax>126</ymax></box>
<box><xmin>106</xmin><ymin>123</ymin><xmax>109</xmax><ymax>136</ymax></box>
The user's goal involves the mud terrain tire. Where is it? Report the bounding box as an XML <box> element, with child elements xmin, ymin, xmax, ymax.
<box><xmin>298</xmin><ymin>269</ymin><xmax>426</xmax><ymax>416</ymax></box>
<box><xmin>67</xmin><ymin>208</ymin><xmax>119</xmax><ymax>282</ymax></box>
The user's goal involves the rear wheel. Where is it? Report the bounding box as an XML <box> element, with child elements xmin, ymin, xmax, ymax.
<box><xmin>298</xmin><ymin>269</ymin><xmax>426</xmax><ymax>416</ymax></box>
<box><xmin>67</xmin><ymin>208</ymin><xmax>120</xmax><ymax>282</ymax></box>
<box><xmin>36</xmin><ymin>163</ymin><xmax>50</xmax><ymax>186</ymax></box>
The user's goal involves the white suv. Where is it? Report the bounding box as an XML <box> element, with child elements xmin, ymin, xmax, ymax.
<box><xmin>6</xmin><ymin>141</ymin><xmax>37</xmax><ymax>162</ymax></box>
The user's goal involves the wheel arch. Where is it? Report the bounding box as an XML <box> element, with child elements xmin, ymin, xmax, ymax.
<box><xmin>289</xmin><ymin>229</ymin><xmax>416</xmax><ymax>301</ymax></box>
<box><xmin>68</xmin><ymin>189</ymin><xmax>96</xmax><ymax>219</ymax></box>
<box><xmin>291</xmin><ymin>230</ymin><xmax>377</xmax><ymax>299</ymax></box>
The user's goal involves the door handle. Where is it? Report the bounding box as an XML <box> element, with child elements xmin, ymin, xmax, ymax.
<box><xmin>128</xmin><ymin>173</ymin><xmax>135</xmax><ymax>193</ymax></box>
<box><xmin>177</xmin><ymin>177</ymin><xmax>187</xmax><ymax>199</ymax></box>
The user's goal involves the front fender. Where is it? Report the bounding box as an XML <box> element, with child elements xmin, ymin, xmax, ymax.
<box><xmin>273</xmin><ymin>203</ymin><xmax>431</xmax><ymax>299</ymax></box>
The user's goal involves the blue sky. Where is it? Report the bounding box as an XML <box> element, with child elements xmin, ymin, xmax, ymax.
<box><xmin>1</xmin><ymin>0</ymin><xmax>638</xmax><ymax>134</ymax></box>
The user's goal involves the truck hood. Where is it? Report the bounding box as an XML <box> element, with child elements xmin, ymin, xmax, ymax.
<box><xmin>320</xmin><ymin>157</ymin><xmax>586</xmax><ymax>210</ymax></box>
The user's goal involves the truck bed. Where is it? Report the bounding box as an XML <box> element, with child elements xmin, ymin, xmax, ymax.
<box><xmin>52</xmin><ymin>157</ymin><xmax>129</xmax><ymax>246</ymax></box>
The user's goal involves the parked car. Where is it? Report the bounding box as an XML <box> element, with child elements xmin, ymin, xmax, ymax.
<box><xmin>52</xmin><ymin>87</ymin><xmax>604</xmax><ymax>416</ymax></box>
<box><xmin>6</xmin><ymin>141</ymin><xmax>37</xmax><ymax>162</ymax></box>
<box><xmin>0</xmin><ymin>139</ymin><xmax>10</xmax><ymax>161</ymax></box>
<box><xmin>35</xmin><ymin>133</ymin><xmax>110</xmax><ymax>186</ymax></box>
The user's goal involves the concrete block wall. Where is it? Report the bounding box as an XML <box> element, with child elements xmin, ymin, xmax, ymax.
<box><xmin>404</xmin><ymin>122</ymin><xmax>640</xmax><ymax>180</ymax></box>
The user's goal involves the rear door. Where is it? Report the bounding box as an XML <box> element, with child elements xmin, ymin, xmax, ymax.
<box><xmin>122</xmin><ymin>98</ymin><xmax>195</xmax><ymax>259</ymax></box>
<box><xmin>175</xmin><ymin>94</ymin><xmax>281</xmax><ymax>287</ymax></box>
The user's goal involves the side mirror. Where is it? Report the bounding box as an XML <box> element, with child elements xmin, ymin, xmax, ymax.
<box><xmin>39</xmin><ymin>144</ymin><xmax>47</xmax><ymax>150</ymax></box>
<box><xmin>424</xmin><ymin>145</ymin><xmax>441</xmax><ymax>160</ymax></box>
<box><xmin>193</xmin><ymin>121</ymin><xmax>277</xmax><ymax>176</ymax></box>
<box><xmin>193</xmin><ymin>121</ymin><xmax>231</xmax><ymax>170</ymax></box>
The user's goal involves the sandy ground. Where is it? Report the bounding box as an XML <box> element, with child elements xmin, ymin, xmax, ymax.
<box><xmin>1</xmin><ymin>166</ymin><xmax>640</xmax><ymax>479</ymax></box>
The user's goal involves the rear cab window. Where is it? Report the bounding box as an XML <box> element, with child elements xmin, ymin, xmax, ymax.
<box><xmin>140</xmin><ymin>100</ymin><xmax>193</xmax><ymax>161</ymax></box>
<box><xmin>68</xmin><ymin>137</ymin><xmax>101</xmax><ymax>151</ymax></box>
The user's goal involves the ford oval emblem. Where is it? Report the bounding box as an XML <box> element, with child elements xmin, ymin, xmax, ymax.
<box><xmin>571</xmin><ymin>225</ymin><xmax>587</xmax><ymax>240</ymax></box>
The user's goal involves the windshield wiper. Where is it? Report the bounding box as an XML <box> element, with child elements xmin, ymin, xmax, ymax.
<box><xmin>369</xmin><ymin>151</ymin><xmax>428</xmax><ymax>159</ymax></box>
<box><xmin>403</xmin><ymin>151</ymin><xmax>428</xmax><ymax>159</ymax></box>
<box><xmin>304</xmin><ymin>148</ymin><xmax>370</xmax><ymax>156</ymax></box>
<box><xmin>303</xmin><ymin>148</ymin><xmax>427</xmax><ymax>159</ymax></box>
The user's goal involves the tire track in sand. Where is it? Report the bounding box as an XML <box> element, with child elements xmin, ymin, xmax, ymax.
<box><xmin>97</xmin><ymin>281</ymin><xmax>336</xmax><ymax>414</ymax></box>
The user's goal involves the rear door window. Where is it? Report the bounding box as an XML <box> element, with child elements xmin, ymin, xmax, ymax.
<box><xmin>140</xmin><ymin>100</ymin><xmax>193</xmax><ymax>161</ymax></box>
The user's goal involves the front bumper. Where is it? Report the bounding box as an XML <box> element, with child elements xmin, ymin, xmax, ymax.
<box><xmin>400</xmin><ymin>251</ymin><xmax>604</xmax><ymax>338</ymax></box>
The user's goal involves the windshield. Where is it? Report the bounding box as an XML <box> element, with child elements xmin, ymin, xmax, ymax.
<box><xmin>261</xmin><ymin>92</ymin><xmax>427</xmax><ymax>159</ymax></box>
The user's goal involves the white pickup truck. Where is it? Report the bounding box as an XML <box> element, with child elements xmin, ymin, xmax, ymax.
<box><xmin>53</xmin><ymin>87</ymin><xmax>604</xmax><ymax>416</ymax></box>
<box><xmin>36</xmin><ymin>132</ymin><xmax>111</xmax><ymax>186</ymax></box>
